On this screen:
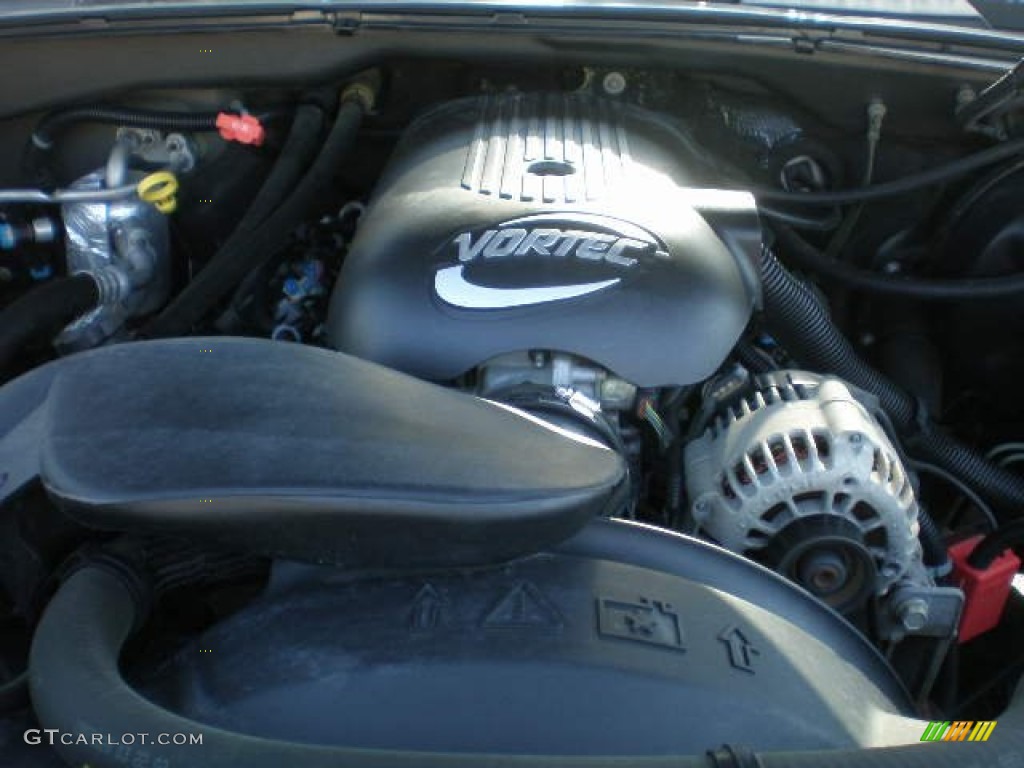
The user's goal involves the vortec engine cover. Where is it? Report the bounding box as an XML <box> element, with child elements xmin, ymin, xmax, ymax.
<box><xmin>328</xmin><ymin>93</ymin><xmax>762</xmax><ymax>387</ymax></box>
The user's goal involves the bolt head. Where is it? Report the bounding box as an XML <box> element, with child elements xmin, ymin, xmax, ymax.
<box><xmin>898</xmin><ymin>598</ymin><xmax>929</xmax><ymax>631</ymax></box>
<box><xmin>602</xmin><ymin>71</ymin><xmax>627</xmax><ymax>96</ymax></box>
<box><xmin>955</xmin><ymin>85</ymin><xmax>977</xmax><ymax>108</ymax></box>
<box><xmin>780</xmin><ymin>155</ymin><xmax>828</xmax><ymax>193</ymax></box>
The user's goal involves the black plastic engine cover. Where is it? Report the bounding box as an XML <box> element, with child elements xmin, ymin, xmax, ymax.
<box><xmin>11</xmin><ymin>337</ymin><xmax>625</xmax><ymax>567</ymax></box>
<box><xmin>140</xmin><ymin>520</ymin><xmax>918</xmax><ymax>755</ymax></box>
<box><xmin>328</xmin><ymin>93</ymin><xmax>762</xmax><ymax>387</ymax></box>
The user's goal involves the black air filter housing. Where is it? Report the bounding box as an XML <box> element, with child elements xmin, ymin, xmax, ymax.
<box><xmin>328</xmin><ymin>93</ymin><xmax>762</xmax><ymax>387</ymax></box>
<box><xmin>139</xmin><ymin>521</ymin><xmax>920</xmax><ymax>755</ymax></box>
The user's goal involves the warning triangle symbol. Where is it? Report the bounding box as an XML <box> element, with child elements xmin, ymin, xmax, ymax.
<box><xmin>483</xmin><ymin>582</ymin><xmax>562</xmax><ymax>628</ymax></box>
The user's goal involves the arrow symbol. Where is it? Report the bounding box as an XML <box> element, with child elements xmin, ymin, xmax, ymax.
<box><xmin>719</xmin><ymin>625</ymin><xmax>760</xmax><ymax>673</ymax></box>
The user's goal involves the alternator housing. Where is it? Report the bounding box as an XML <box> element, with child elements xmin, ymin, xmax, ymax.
<box><xmin>685</xmin><ymin>371</ymin><xmax>924</xmax><ymax>609</ymax></box>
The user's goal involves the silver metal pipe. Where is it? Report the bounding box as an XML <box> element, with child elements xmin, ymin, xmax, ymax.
<box><xmin>0</xmin><ymin>184</ymin><xmax>137</xmax><ymax>205</ymax></box>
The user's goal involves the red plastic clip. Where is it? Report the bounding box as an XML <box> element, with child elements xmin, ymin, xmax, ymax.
<box><xmin>216</xmin><ymin>112</ymin><xmax>265</xmax><ymax>146</ymax></box>
<box><xmin>949</xmin><ymin>534</ymin><xmax>1020</xmax><ymax>643</ymax></box>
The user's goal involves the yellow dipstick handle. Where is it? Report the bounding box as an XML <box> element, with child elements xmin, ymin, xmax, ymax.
<box><xmin>137</xmin><ymin>171</ymin><xmax>179</xmax><ymax>214</ymax></box>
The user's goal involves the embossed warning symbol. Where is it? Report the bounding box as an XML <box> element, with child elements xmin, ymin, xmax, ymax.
<box><xmin>483</xmin><ymin>582</ymin><xmax>562</xmax><ymax>628</ymax></box>
<box><xmin>597</xmin><ymin>597</ymin><xmax>685</xmax><ymax>651</ymax></box>
<box><xmin>409</xmin><ymin>584</ymin><xmax>446</xmax><ymax>630</ymax></box>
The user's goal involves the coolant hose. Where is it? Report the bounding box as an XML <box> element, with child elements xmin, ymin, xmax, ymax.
<box><xmin>29</xmin><ymin>560</ymin><xmax>1024</xmax><ymax>768</ymax></box>
<box><xmin>141</xmin><ymin>95</ymin><xmax>364</xmax><ymax>339</ymax></box>
<box><xmin>229</xmin><ymin>100</ymin><xmax>328</xmax><ymax>232</ymax></box>
<box><xmin>760</xmin><ymin>247</ymin><xmax>1024</xmax><ymax>519</ymax></box>
<box><xmin>0</xmin><ymin>274</ymin><xmax>99</xmax><ymax>378</ymax></box>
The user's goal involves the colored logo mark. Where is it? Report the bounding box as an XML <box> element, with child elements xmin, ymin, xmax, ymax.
<box><xmin>920</xmin><ymin>721</ymin><xmax>996</xmax><ymax>742</ymax></box>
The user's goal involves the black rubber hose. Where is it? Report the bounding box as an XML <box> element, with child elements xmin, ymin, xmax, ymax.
<box><xmin>0</xmin><ymin>274</ymin><xmax>99</xmax><ymax>377</ymax></box>
<box><xmin>773</xmin><ymin>225</ymin><xmax>1024</xmax><ymax>300</ymax></box>
<box><xmin>748</xmin><ymin>138</ymin><xmax>1024</xmax><ymax>207</ymax></box>
<box><xmin>169</xmin><ymin>96</ymin><xmax>327</xmax><ymax>307</ymax></box>
<box><xmin>757</xmin><ymin>205</ymin><xmax>842</xmax><ymax>232</ymax></box>
<box><xmin>735</xmin><ymin>340</ymin><xmax>776</xmax><ymax>374</ymax></box>
<box><xmin>760</xmin><ymin>247</ymin><xmax>916</xmax><ymax>425</ymax></box>
<box><xmin>141</xmin><ymin>98</ymin><xmax>362</xmax><ymax>339</ymax></box>
<box><xmin>29</xmin><ymin>561</ymin><xmax>1024</xmax><ymax>768</ymax></box>
<box><xmin>31</xmin><ymin>106</ymin><xmax>224</xmax><ymax>150</ymax></box>
<box><xmin>760</xmin><ymin>247</ymin><xmax>1024</xmax><ymax>518</ymax></box>
<box><xmin>917</xmin><ymin>509</ymin><xmax>950</xmax><ymax>570</ymax></box>
<box><xmin>916</xmin><ymin>431</ymin><xmax>1024</xmax><ymax>523</ymax></box>
<box><xmin>0</xmin><ymin>670</ymin><xmax>28</xmax><ymax>714</ymax></box>
<box><xmin>967</xmin><ymin>519</ymin><xmax>1024</xmax><ymax>569</ymax></box>
<box><xmin>25</xmin><ymin>106</ymin><xmax>230</xmax><ymax>187</ymax></box>
<box><xmin>662</xmin><ymin>388</ymin><xmax>691</xmax><ymax>527</ymax></box>
<box><xmin>956</xmin><ymin>60</ymin><xmax>1024</xmax><ymax>132</ymax></box>
<box><xmin>228</xmin><ymin>101</ymin><xmax>328</xmax><ymax>232</ymax></box>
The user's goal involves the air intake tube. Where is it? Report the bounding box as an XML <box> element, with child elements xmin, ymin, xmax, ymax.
<box><xmin>0</xmin><ymin>274</ymin><xmax>100</xmax><ymax>380</ymax></box>
<box><xmin>759</xmin><ymin>246</ymin><xmax>1024</xmax><ymax>521</ymax></box>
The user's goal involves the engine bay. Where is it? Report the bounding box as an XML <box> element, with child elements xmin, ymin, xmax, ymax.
<box><xmin>2</xmin><ymin>42</ymin><xmax>1024</xmax><ymax>766</ymax></box>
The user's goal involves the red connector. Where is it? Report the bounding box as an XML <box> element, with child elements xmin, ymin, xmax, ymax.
<box><xmin>216</xmin><ymin>112</ymin><xmax>265</xmax><ymax>146</ymax></box>
<box><xmin>949</xmin><ymin>534</ymin><xmax>1020</xmax><ymax>643</ymax></box>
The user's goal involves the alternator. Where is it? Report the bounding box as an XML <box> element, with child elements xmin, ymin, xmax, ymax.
<box><xmin>685</xmin><ymin>370</ymin><xmax>924</xmax><ymax>613</ymax></box>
